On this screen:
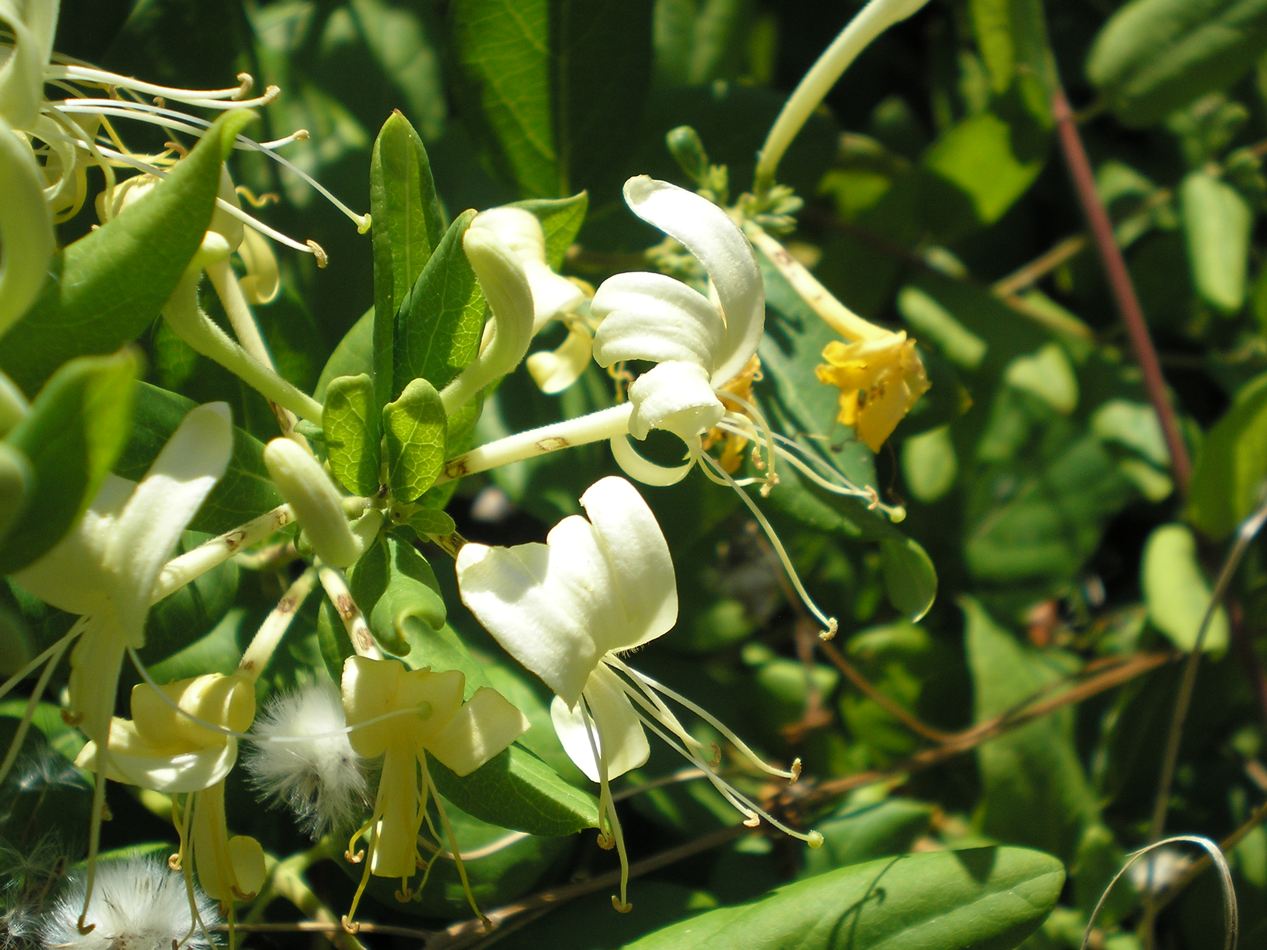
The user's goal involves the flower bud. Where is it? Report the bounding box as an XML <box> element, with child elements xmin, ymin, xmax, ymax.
<box><xmin>263</xmin><ymin>438</ymin><xmax>363</xmax><ymax>567</ymax></box>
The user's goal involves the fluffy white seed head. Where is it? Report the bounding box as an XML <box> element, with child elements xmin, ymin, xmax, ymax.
<box><xmin>244</xmin><ymin>680</ymin><xmax>368</xmax><ymax>839</ymax></box>
<box><xmin>39</xmin><ymin>857</ymin><xmax>218</xmax><ymax>949</ymax></box>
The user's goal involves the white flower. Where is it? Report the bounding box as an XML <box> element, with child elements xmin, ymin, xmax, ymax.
<box><xmin>471</xmin><ymin>207</ymin><xmax>593</xmax><ymax>394</ymax></box>
<box><xmin>591</xmin><ymin>176</ymin><xmax>765</xmax><ymax>482</ymax></box>
<box><xmin>456</xmin><ymin>476</ymin><xmax>815</xmax><ymax>911</ymax></box>
<box><xmin>244</xmin><ymin>680</ymin><xmax>369</xmax><ymax>839</ymax></box>
<box><xmin>39</xmin><ymin>857</ymin><xmax>219</xmax><ymax>950</ymax></box>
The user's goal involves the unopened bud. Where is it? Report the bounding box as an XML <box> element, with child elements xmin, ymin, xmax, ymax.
<box><xmin>263</xmin><ymin>438</ymin><xmax>363</xmax><ymax>567</ymax></box>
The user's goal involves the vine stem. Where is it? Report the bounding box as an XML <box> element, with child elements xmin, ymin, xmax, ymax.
<box><xmin>1050</xmin><ymin>84</ymin><xmax>1192</xmax><ymax>494</ymax></box>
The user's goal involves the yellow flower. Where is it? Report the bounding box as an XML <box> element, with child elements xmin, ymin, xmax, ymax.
<box><xmin>816</xmin><ymin>331</ymin><xmax>930</xmax><ymax>452</ymax></box>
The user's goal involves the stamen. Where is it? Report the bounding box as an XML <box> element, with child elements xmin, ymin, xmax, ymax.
<box><xmin>579</xmin><ymin>698</ymin><xmax>632</xmax><ymax>912</ymax></box>
<box><xmin>0</xmin><ymin>634</ymin><xmax>72</xmax><ymax>785</ymax></box>
<box><xmin>421</xmin><ymin>756</ymin><xmax>487</xmax><ymax>925</ymax></box>
<box><xmin>608</xmin><ymin>657</ymin><xmax>797</xmax><ymax>781</ymax></box>
<box><xmin>45</xmin><ymin>64</ymin><xmax>279</xmax><ymax>108</ymax></box>
<box><xmin>701</xmin><ymin>454</ymin><xmax>838</xmax><ymax>639</ymax></box>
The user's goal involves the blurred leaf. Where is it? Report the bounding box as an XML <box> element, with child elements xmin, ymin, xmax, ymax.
<box><xmin>511</xmin><ymin>881</ymin><xmax>719</xmax><ymax>948</ymax></box>
<box><xmin>966</xmin><ymin>598</ymin><xmax>1096</xmax><ymax>862</ymax></box>
<box><xmin>429</xmin><ymin>744</ymin><xmax>599</xmax><ymax>836</ymax></box>
<box><xmin>115</xmin><ymin>384</ymin><xmax>282</xmax><ymax>535</ymax></box>
<box><xmin>1087</xmin><ymin>0</ymin><xmax>1267</xmax><ymax>127</ymax></box>
<box><xmin>449</xmin><ymin>0</ymin><xmax>652</xmax><ymax>197</ymax></box>
<box><xmin>653</xmin><ymin>0</ymin><xmax>753</xmax><ymax>88</ymax></box>
<box><xmin>371</xmin><ymin>112</ymin><xmax>446</xmax><ymax>408</ymax></box>
<box><xmin>0</xmin><ymin>351</ymin><xmax>138</xmax><ymax>574</ymax></box>
<box><xmin>969</xmin><ymin>0</ymin><xmax>1053</xmax><ymax>94</ymax></box>
<box><xmin>880</xmin><ymin>537</ymin><xmax>937</xmax><ymax>622</ymax></box>
<box><xmin>0</xmin><ymin>112</ymin><xmax>251</xmax><ymax>393</ymax></box>
<box><xmin>349</xmin><ymin>536</ymin><xmax>446</xmax><ymax>655</ymax></box>
<box><xmin>323</xmin><ymin>374</ymin><xmax>381</xmax><ymax>495</ymax></box>
<box><xmin>1187</xmin><ymin>371</ymin><xmax>1267</xmax><ymax>539</ymax></box>
<box><xmin>626</xmin><ymin>846</ymin><xmax>1064</xmax><ymax>949</ymax></box>
<box><xmin>393</xmin><ymin>210</ymin><xmax>483</xmax><ymax>397</ymax></box>
<box><xmin>383</xmin><ymin>377</ymin><xmax>446</xmax><ymax>503</ymax></box>
<box><xmin>1180</xmin><ymin>171</ymin><xmax>1253</xmax><ymax>315</ymax></box>
<box><xmin>0</xmin><ymin>442</ymin><xmax>31</xmax><ymax>548</ymax></box>
<box><xmin>918</xmin><ymin>90</ymin><xmax>1050</xmax><ymax>241</ymax></box>
<box><xmin>1142</xmin><ymin>523</ymin><xmax>1229</xmax><ymax>654</ymax></box>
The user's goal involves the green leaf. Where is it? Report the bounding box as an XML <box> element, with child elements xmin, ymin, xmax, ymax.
<box><xmin>316</xmin><ymin>310</ymin><xmax>374</xmax><ymax>400</ymax></box>
<box><xmin>626</xmin><ymin>846</ymin><xmax>1064</xmax><ymax>949</ymax></box>
<box><xmin>965</xmin><ymin>598</ymin><xmax>1096</xmax><ymax>862</ymax></box>
<box><xmin>429</xmin><ymin>744</ymin><xmax>599</xmax><ymax>836</ymax></box>
<box><xmin>348</xmin><ymin>536</ymin><xmax>446</xmax><ymax>655</ymax></box>
<box><xmin>449</xmin><ymin>0</ymin><xmax>652</xmax><ymax>197</ymax></box>
<box><xmin>1143</xmin><ymin>523</ymin><xmax>1230</xmax><ymax>654</ymax></box>
<box><xmin>0</xmin><ymin>351</ymin><xmax>139</xmax><ymax>573</ymax></box>
<box><xmin>323</xmin><ymin>374</ymin><xmax>381</xmax><ymax>495</ymax></box>
<box><xmin>0</xmin><ymin>112</ymin><xmax>253</xmax><ymax>393</ymax></box>
<box><xmin>399</xmin><ymin>506</ymin><xmax>457</xmax><ymax>538</ymax></box>
<box><xmin>1180</xmin><ymin>171</ymin><xmax>1253</xmax><ymax>315</ymax></box>
<box><xmin>371</xmin><ymin>111</ymin><xmax>446</xmax><ymax>409</ymax></box>
<box><xmin>801</xmin><ymin>798</ymin><xmax>936</xmax><ymax>877</ymax></box>
<box><xmin>879</xmin><ymin>537</ymin><xmax>937</xmax><ymax>622</ymax></box>
<box><xmin>510</xmin><ymin>192</ymin><xmax>589</xmax><ymax>269</ymax></box>
<box><xmin>393</xmin><ymin>210</ymin><xmax>484</xmax><ymax>398</ymax></box>
<box><xmin>1087</xmin><ymin>0</ymin><xmax>1267</xmax><ymax>127</ymax></box>
<box><xmin>383</xmin><ymin>377</ymin><xmax>447</xmax><ymax>503</ymax></box>
<box><xmin>1187</xmin><ymin>371</ymin><xmax>1267</xmax><ymax>539</ymax></box>
<box><xmin>115</xmin><ymin>384</ymin><xmax>282</xmax><ymax>535</ymax></box>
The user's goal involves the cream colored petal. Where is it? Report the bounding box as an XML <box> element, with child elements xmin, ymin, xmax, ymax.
<box><xmin>550</xmin><ymin>665</ymin><xmax>649</xmax><ymax>783</ymax></box>
<box><xmin>463</xmin><ymin>226</ymin><xmax>535</xmax><ymax>381</ymax></box>
<box><xmin>237</xmin><ymin>227</ymin><xmax>280</xmax><ymax>305</ymax></box>
<box><xmin>104</xmin><ymin>403</ymin><xmax>233</xmax><ymax>637</ymax></box>
<box><xmin>610</xmin><ymin>434</ymin><xmax>694</xmax><ymax>487</ymax></box>
<box><xmin>456</xmin><ymin>525</ymin><xmax>608</xmax><ymax>708</ymax></box>
<box><xmin>526</xmin><ymin>324</ymin><xmax>592</xmax><ymax>394</ymax></box>
<box><xmin>0</xmin><ymin>119</ymin><xmax>53</xmax><ymax>336</ymax></box>
<box><xmin>427</xmin><ymin>687</ymin><xmax>530</xmax><ymax>777</ymax></box>
<box><xmin>626</xmin><ymin>360</ymin><xmax>724</xmax><ymax>443</ymax></box>
<box><xmin>591</xmin><ymin>272</ymin><xmax>722</xmax><ymax>370</ymax></box>
<box><xmin>78</xmin><ymin>735</ymin><xmax>238</xmax><ymax>793</ymax></box>
<box><xmin>579</xmin><ymin>476</ymin><xmax>678</xmax><ymax>653</ymax></box>
<box><xmin>622</xmin><ymin>177</ymin><xmax>764</xmax><ymax>386</ymax></box>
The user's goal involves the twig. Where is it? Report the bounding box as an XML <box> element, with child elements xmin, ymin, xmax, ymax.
<box><xmin>1050</xmin><ymin>83</ymin><xmax>1191</xmax><ymax>494</ymax></box>
<box><xmin>817</xmin><ymin>637</ymin><xmax>953</xmax><ymax>743</ymax></box>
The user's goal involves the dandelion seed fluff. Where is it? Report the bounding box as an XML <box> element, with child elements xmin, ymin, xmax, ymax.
<box><xmin>39</xmin><ymin>857</ymin><xmax>218</xmax><ymax>949</ymax></box>
<box><xmin>244</xmin><ymin>680</ymin><xmax>368</xmax><ymax>838</ymax></box>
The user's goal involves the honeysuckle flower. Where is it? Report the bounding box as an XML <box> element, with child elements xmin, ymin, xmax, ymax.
<box><xmin>9</xmin><ymin>401</ymin><xmax>231</xmax><ymax>926</ymax></box>
<box><xmin>262</xmin><ymin>436</ymin><xmax>371</xmax><ymax>567</ymax></box>
<box><xmin>436</xmin><ymin>218</ymin><xmax>537</xmax><ymax>416</ymax></box>
<box><xmin>816</xmin><ymin>330</ymin><xmax>930</xmax><ymax>451</ymax></box>
<box><xmin>473</xmin><ymin>206</ymin><xmax>594</xmax><ymax>394</ymax></box>
<box><xmin>74</xmin><ymin>672</ymin><xmax>267</xmax><ymax>906</ymax></box>
<box><xmin>339</xmin><ymin>656</ymin><xmax>529</xmax><ymax>924</ymax></box>
<box><xmin>39</xmin><ymin>857</ymin><xmax>220</xmax><ymax>950</ymax></box>
<box><xmin>244</xmin><ymin>680</ymin><xmax>369</xmax><ymax>839</ymax></box>
<box><xmin>456</xmin><ymin>476</ymin><xmax>818</xmax><ymax>911</ymax></box>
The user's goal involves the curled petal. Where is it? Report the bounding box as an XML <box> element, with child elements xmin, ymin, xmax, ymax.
<box><xmin>622</xmin><ymin>176</ymin><xmax>764</xmax><ymax>386</ymax></box>
<box><xmin>78</xmin><ymin>730</ymin><xmax>239</xmax><ymax>794</ymax></box>
<box><xmin>474</xmin><ymin>207</ymin><xmax>583</xmax><ymax>328</ymax></box>
<box><xmin>341</xmin><ymin>657</ymin><xmax>466</xmax><ymax>757</ymax></box>
<box><xmin>550</xmin><ymin>665</ymin><xmax>649</xmax><ymax>783</ymax></box>
<box><xmin>592</xmin><ymin>272</ymin><xmax>722</xmax><ymax>370</ymax></box>
<box><xmin>527</xmin><ymin>324</ymin><xmax>593</xmax><ymax>394</ymax></box>
<box><xmin>462</xmin><ymin>225</ymin><xmax>535</xmax><ymax>383</ymax></box>
<box><xmin>626</xmin><ymin>360</ymin><xmax>724</xmax><ymax>443</ymax></box>
<box><xmin>610</xmin><ymin>434</ymin><xmax>694</xmax><ymax>487</ymax></box>
<box><xmin>0</xmin><ymin>0</ymin><xmax>57</xmax><ymax>130</ymax></box>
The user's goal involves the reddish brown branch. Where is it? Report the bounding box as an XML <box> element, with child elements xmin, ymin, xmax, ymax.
<box><xmin>1050</xmin><ymin>85</ymin><xmax>1192</xmax><ymax>495</ymax></box>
